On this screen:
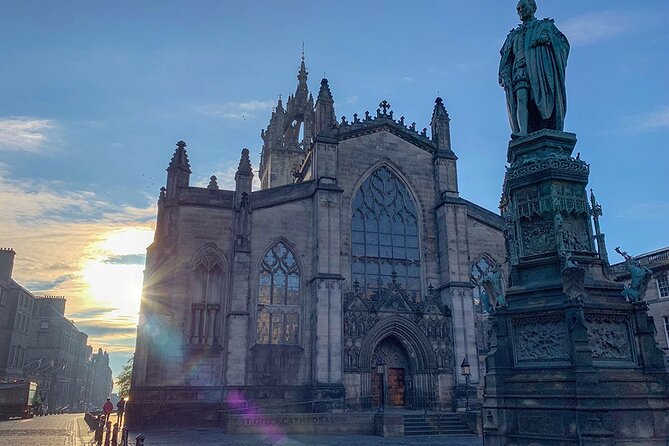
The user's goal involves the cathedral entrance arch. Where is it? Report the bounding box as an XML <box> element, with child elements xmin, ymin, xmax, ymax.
<box><xmin>371</xmin><ymin>336</ymin><xmax>409</xmax><ymax>407</ymax></box>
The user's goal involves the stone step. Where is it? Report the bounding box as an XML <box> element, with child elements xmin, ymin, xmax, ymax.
<box><xmin>402</xmin><ymin>413</ymin><xmax>473</xmax><ymax>437</ymax></box>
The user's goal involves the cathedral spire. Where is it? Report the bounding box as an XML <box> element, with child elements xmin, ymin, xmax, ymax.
<box><xmin>431</xmin><ymin>97</ymin><xmax>452</xmax><ymax>152</ymax></box>
<box><xmin>297</xmin><ymin>46</ymin><xmax>308</xmax><ymax>89</ymax></box>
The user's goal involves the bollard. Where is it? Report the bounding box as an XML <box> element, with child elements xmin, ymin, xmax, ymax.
<box><xmin>111</xmin><ymin>423</ymin><xmax>119</xmax><ymax>446</ymax></box>
<box><xmin>135</xmin><ymin>434</ymin><xmax>145</xmax><ymax>446</ymax></box>
<box><xmin>121</xmin><ymin>426</ymin><xmax>129</xmax><ymax>446</ymax></box>
<box><xmin>104</xmin><ymin>420</ymin><xmax>112</xmax><ymax>446</ymax></box>
<box><xmin>94</xmin><ymin>420</ymin><xmax>104</xmax><ymax>446</ymax></box>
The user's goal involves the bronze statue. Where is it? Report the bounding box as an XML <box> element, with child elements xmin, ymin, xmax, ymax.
<box><xmin>499</xmin><ymin>0</ymin><xmax>570</xmax><ymax>136</ymax></box>
<box><xmin>616</xmin><ymin>247</ymin><xmax>653</xmax><ymax>303</ymax></box>
<box><xmin>481</xmin><ymin>262</ymin><xmax>507</xmax><ymax>309</ymax></box>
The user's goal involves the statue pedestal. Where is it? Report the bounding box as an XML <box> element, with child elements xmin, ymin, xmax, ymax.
<box><xmin>483</xmin><ymin>130</ymin><xmax>669</xmax><ymax>445</ymax></box>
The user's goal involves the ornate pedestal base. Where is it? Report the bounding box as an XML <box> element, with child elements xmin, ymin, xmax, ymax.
<box><xmin>483</xmin><ymin>130</ymin><xmax>669</xmax><ymax>445</ymax></box>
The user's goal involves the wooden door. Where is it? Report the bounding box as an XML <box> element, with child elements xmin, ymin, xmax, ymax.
<box><xmin>388</xmin><ymin>368</ymin><xmax>405</xmax><ymax>406</ymax></box>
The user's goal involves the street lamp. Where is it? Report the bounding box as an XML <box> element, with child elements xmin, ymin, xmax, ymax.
<box><xmin>460</xmin><ymin>356</ymin><xmax>471</xmax><ymax>412</ymax></box>
<box><xmin>376</xmin><ymin>359</ymin><xmax>385</xmax><ymax>412</ymax></box>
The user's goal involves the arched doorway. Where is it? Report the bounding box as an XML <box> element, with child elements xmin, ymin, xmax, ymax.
<box><xmin>371</xmin><ymin>337</ymin><xmax>409</xmax><ymax>408</ymax></box>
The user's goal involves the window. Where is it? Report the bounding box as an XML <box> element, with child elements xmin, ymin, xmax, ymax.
<box><xmin>664</xmin><ymin>317</ymin><xmax>669</xmax><ymax>348</ymax></box>
<box><xmin>256</xmin><ymin>241</ymin><xmax>300</xmax><ymax>345</ymax></box>
<box><xmin>351</xmin><ymin>166</ymin><xmax>421</xmax><ymax>300</ymax></box>
<box><xmin>658</xmin><ymin>275</ymin><xmax>669</xmax><ymax>298</ymax></box>
<box><xmin>189</xmin><ymin>245</ymin><xmax>225</xmax><ymax>346</ymax></box>
<box><xmin>40</xmin><ymin>320</ymin><xmax>49</xmax><ymax>329</ymax></box>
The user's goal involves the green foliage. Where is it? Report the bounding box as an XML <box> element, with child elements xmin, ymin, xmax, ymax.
<box><xmin>115</xmin><ymin>357</ymin><xmax>133</xmax><ymax>399</ymax></box>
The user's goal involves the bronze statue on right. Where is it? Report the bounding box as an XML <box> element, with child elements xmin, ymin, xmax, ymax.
<box><xmin>499</xmin><ymin>0</ymin><xmax>570</xmax><ymax>136</ymax></box>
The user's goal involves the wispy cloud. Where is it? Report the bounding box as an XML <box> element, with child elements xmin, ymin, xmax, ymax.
<box><xmin>562</xmin><ymin>10</ymin><xmax>651</xmax><ymax>46</ymax></box>
<box><xmin>346</xmin><ymin>96</ymin><xmax>359</xmax><ymax>105</ymax></box>
<box><xmin>0</xmin><ymin>117</ymin><xmax>58</xmax><ymax>153</ymax></box>
<box><xmin>198</xmin><ymin>100</ymin><xmax>274</xmax><ymax>120</ymax></box>
<box><xmin>626</xmin><ymin>106</ymin><xmax>669</xmax><ymax>133</ymax></box>
<box><xmin>102</xmin><ymin>254</ymin><xmax>146</xmax><ymax>265</ymax></box>
<box><xmin>401</xmin><ymin>76</ymin><xmax>414</xmax><ymax>83</ymax></box>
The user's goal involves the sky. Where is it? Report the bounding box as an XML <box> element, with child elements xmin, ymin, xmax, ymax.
<box><xmin>0</xmin><ymin>0</ymin><xmax>667</xmax><ymax>380</ymax></box>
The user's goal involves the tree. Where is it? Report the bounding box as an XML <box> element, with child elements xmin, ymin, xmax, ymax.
<box><xmin>115</xmin><ymin>357</ymin><xmax>133</xmax><ymax>399</ymax></box>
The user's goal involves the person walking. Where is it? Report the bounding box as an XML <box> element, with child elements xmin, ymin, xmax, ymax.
<box><xmin>116</xmin><ymin>397</ymin><xmax>126</xmax><ymax>426</ymax></box>
<box><xmin>102</xmin><ymin>397</ymin><xmax>113</xmax><ymax>423</ymax></box>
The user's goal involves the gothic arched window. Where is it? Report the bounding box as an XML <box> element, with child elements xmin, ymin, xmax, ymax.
<box><xmin>351</xmin><ymin>166</ymin><xmax>421</xmax><ymax>300</ymax></box>
<box><xmin>190</xmin><ymin>246</ymin><xmax>225</xmax><ymax>346</ymax></box>
<box><xmin>257</xmin><ymin>241</ymin><xmax>300</xmax><ymax>345</ymax></box>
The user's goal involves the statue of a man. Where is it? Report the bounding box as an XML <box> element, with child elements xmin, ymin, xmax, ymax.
<box><xmin>499</xmin><ymin>0</ymin><xmax>570</xmax><ymax>136</ymax></box>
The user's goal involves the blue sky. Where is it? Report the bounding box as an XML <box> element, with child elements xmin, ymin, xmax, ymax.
<box><xmin>1</xmin><ymin>0</ymin><xmax>667</xmax><ymax>379</ymax></box>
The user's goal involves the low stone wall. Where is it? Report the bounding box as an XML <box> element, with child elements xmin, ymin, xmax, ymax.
<box><xmin>225</xmin><ymin>412</ymin><xmax>374</xmax><ymax>435</ymax></box>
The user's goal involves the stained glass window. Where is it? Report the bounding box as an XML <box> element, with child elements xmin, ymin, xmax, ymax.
<box><xmin>256</xmin><ymin>241</ymin><xmax>300</xmax><ymax>345</ymax></box>
<box><xmin>351</xmin><ymin>166</ymin><xmax>421</xmax><ymax>300</ymax></box>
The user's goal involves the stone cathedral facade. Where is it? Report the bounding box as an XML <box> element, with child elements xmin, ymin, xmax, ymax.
<box><xmin>129</xmin><ymin>59</ymin><xmax>506</xmax><ymax>426</ymax></box>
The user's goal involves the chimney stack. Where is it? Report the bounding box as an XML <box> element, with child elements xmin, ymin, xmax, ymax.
<box><xmin>0</xmin><ymin>248</ymin><xmax>16</xmax><ymax>284</ymax></box>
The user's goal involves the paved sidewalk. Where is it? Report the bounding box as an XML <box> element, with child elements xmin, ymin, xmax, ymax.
<box><xmin>126</xmin><ymin>428</ymin><xmax>482</xmax><ymax>446</ymax></box>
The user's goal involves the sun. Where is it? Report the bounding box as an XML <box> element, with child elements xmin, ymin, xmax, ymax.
<box><xmin>81</xmin><ymin>227</ymin><xmax>154</xmax><ymax>317</ymax></box>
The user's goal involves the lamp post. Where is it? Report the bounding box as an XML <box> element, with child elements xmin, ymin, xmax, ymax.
<box><xmin>460</xmin><ymin>356</ymin><xmax>471</xmax><ymax>412</ymax></box>
<box><xmin>376</xmin><ymin>359</ymin><xmax>385</xmax><ymax>412</ymax></box>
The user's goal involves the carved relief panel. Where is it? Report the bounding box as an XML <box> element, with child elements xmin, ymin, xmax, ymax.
<box><xmin>512</xmin><ymin>314</ymin><xmax>570</xmax><ymax>366</ymax></box>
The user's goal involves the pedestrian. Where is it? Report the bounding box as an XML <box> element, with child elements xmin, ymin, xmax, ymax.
<box><xmin>116</xmin><ymin>397</ymin><xmax>126</xmax><ymax>426</ymax></box>
<box><xmin>102</xmin><ymin>397</ymin><xmax>113</xmax><ymax>423</ymax></box>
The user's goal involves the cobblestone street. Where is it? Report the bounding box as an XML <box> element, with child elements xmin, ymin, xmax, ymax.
<box><xmin>0</xmin><ymin>413</ymin><xmax>94</xmax><ymax>446</ymax></box>
<box><xmin>126</xmin><ymin>428</ymin><xmax>482</xmax><ymax>446</ymax></box>
<box><xmin>0</xmin><ymin>413</ymin><xmax>482</xmax><ymax>445</ymax></box>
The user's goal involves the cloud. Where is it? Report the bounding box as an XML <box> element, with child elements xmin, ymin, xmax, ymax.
<box><xmin>561</xmin><ymin>11</ymin><xmax>649</xmax><ymax>46</ymax></box>
<box><xmin>626</xmin><ymin>106</ymin><xmax>669</xmax><ymax>133</ymax></box>
<box><xmin>401</xmin><ymin>76</ymin><xmax>414</xmax><ymax>83</ymax></box>
<box><xmin>640</xmin><ymin>107</ymin><xmax>669</xmax><ymax>130</ymax></box>
<box><xmin>24</xmin><ymin>274</ymin><xmax>76</xmax><ymax>292</ymax></box>
<box><xmin>102</xmin><ymin>254</ymin><xmax>146</xmax><ymax>265</ymax></box>
<box><xmin>0</xmin><ymin>117</ymin><xmax>58</xmax><ymax>153</ymax></box>
<box><xmin>197</xmin><ymin>100</ymin><xmax>274</xmax><ymax>120</ymax></box>
<box><xmin>0</xmin><ymin>172</ymin><xmax>156</xmax><ymax>359</ymax></box>
<box><xmin>346</xmin><ymin>96</ymin><xmax>359</xmax><ymax>105</ymax></box>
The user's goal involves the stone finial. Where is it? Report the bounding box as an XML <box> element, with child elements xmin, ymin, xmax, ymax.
<box><xmin>431</xmin><ymin>97</ymin><xmax>450</xmax><ymax>122</ymax></box>
<box><xmin>237</xmin><ymin>148</ymin><xmax>253</xmax><ymax>175</ymax></box>
<box><xmin>317</xmin><ymin>78</ymin><xmax>334</xmax><ymax>102</ymax></box>
<box><xmin>431</xmin><ymin>97</ymin><xmax>452</xmax><ymax>151</ymax></box>
<box><xmin>168</xmin><ymin>140</ymin><xmax>191</xmax><ymax>172</ymax></box>
<box><xmin>207</xmin><ymin>175</ymin><xmax>219</xmax><ymax>190</ymax></box>
<box><xmin>379</xmin><ymin>100</ymin><xmax>391</xmax><ymax>115</ymax></box>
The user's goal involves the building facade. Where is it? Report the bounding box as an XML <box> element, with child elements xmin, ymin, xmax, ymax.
<box><xmin>0</xmin><ymin>249</ymin><xmax>36</xmax><ymax>381</ymax></box>
<box><xmin>130</xmin><ymin>60</ymin><xmax>506</xmax><ymax>426</ymax></box>
<box><xmin>612</xmin><ymin>246</ymin><xmax>669</xmax><ymax>367</ymax></box>
<box><xmin>0</xmin><ymin>248</ymin><xmax>113</xmax><ymax>412</ymax></box>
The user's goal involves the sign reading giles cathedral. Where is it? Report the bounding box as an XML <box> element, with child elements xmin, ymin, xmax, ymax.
<box><xmin>128</xmin><ymin>54</ymin><xmax>507</xmax><ymax>426</ymax></box>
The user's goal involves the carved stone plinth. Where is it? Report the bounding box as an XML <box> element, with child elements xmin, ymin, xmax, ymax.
<box><xmin>483</xmin><ymin>130</ymin><xmax>669</xmax><ymax>445</ymax></box>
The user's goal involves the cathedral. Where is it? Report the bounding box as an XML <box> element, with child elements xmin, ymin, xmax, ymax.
<box><xmin>129</xmin><ymin>57</ymin><xmax>506</xmax><ymax>426</ymax></box>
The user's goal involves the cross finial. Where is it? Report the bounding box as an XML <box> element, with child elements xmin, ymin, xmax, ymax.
<box><xmin>301</xmin><ymin>42</ymin><xmax>305</xmax><ymax>61</ymax></box>
<box><xmin>379</xmin><ymin>100</ymin><xmax>391</xmax><ymax>114</ymax></box>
